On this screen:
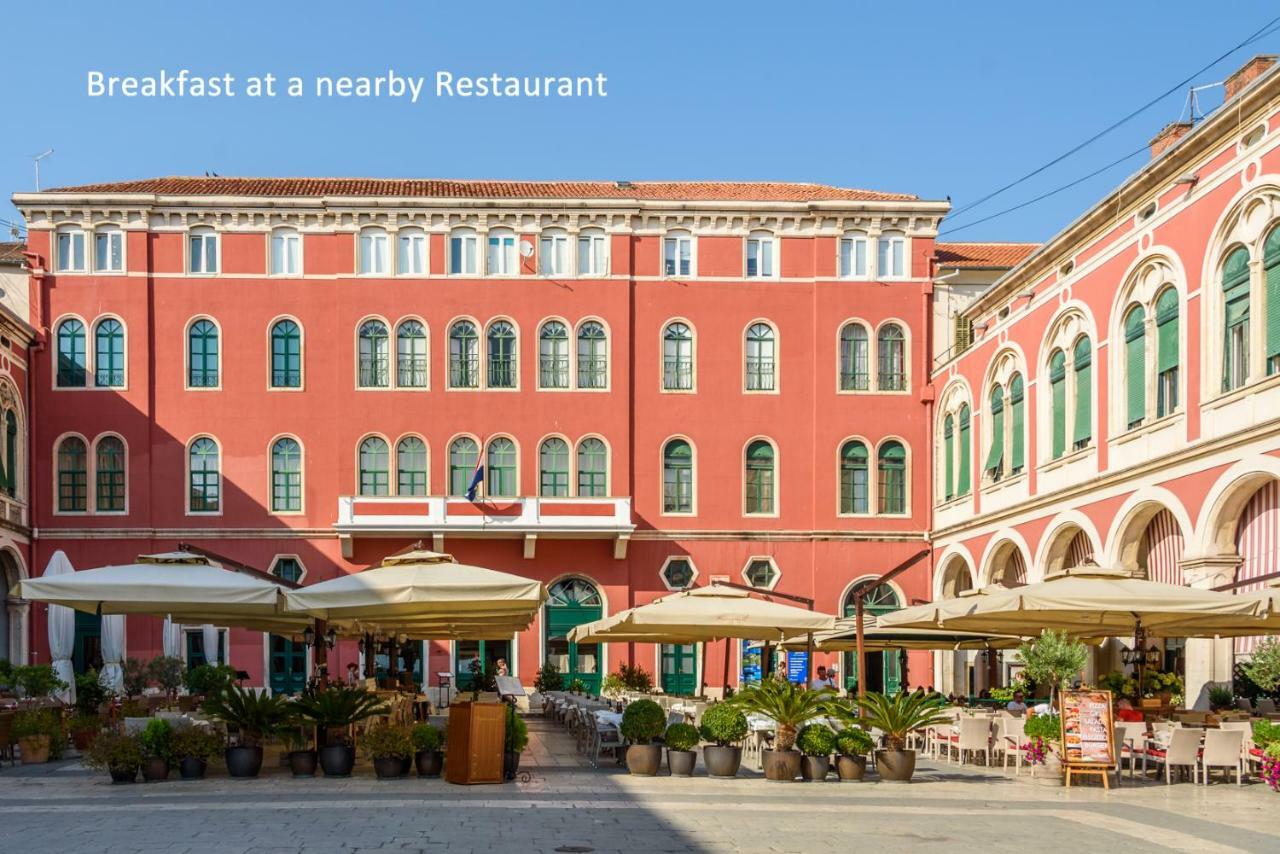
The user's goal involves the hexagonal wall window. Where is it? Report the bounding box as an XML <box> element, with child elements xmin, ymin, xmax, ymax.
<box><xmin>743</xmin><ymin>557</ymin><xmax>779</xmax><ymax>590</ymax></box>
<box><xmin>660</xmin><ymin>557</ymin><xmax>697</xmax><ymax>591</ymax></box>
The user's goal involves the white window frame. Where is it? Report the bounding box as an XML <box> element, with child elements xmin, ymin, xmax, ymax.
<box><xmin>93</xmin><ymin>226</ymin><xmax>124</xmax><ymax>273</ymax></box>
<box><xmin>270</xmin><ymin>227</ymin><xmax>302</xmax><ymax>276</ymax></box>
<box><xmin>56</xmin><ymin>227</ymin><xmax>87</xmax><ymax>273</ymax></box>
<box><xmin>397</xmin><ymin>228</ymin><xmax>428</xmax><ymax>276</ymax></box>
<box><xmin>876</xmin><ymin>232</ymin><xmax>906</xmax><ymax>279</ymax></box>
<box><xmin>449</xmin><ymin>228</ymin><xmax>478</xmax><ymax>276</ymax></box>
<box><xmin>745</xmin><ymin>231</ymin><xmax>777</xmax><ymax>279</ymax></box>
<box><xmin>663</xmin><ymin>231</ymin><xmax>695</xmax><ymax>278</ymax></box>
<box><xmin>486</xmin><ymin>229</ymin><xmax>518</xmax><ymax>276</ymax></box>
<box><xmin>359</xmin><ymin>228</ymin><xmax>389</xmax><ymax>276</ymax></box>
<box><xmin>839</xmin><ymin>232</ymin><xmax>869</xmax><ymax>279</ymax></box>
<box><xmin>188</xmin><ymin>227</ymin><xmax>219</xmax><ymax>275</ymax></box>
<box><xmin>577</xmin><ymin>230</ymin><xmax>609</xmax><ymax>276</ymax></box>
<box><xmin>539</xmin><ymin>230</ymin><xmax>570</xmax><ymax>277</ymax></box>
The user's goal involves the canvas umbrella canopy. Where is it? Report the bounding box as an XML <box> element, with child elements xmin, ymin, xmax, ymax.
<box><xmin>42</xmin><ymin>551</ymin><xmax>76</xmax><ymax>704</ymax></box>
<box><xmin>875</xmin><ymin>565</ymin><xmax>1266</xmax><ymax>637</ymax></box>
<box><xmin>776</xmin><ymin>615</ymin><xmax>1029</xmax><ymax>652</ymax></box>
<box><xmin>12</xmin><ymin>551</ymin><xmax>311</xmax><ymax>634</ymax></box>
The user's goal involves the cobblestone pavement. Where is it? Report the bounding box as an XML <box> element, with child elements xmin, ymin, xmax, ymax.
<box><xmin>2</xmin><ymin>718</ymin><xmax>1278</xmax><ymax>854</ymax></box>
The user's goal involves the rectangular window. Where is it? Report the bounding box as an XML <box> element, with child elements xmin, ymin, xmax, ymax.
<box><xmin>663</xmin><ymin>468</ymin><xmax>693</xmax><ymax>513</ymax></box>
<box><xmin>449</xmin><ymin>235</ymin><xmax>477</xmax><ymax>274</ymax></box>
<box><xmin>746</xmin><ymin>237</ymin><xmax>774</xmax><ymax>277</ymax></box>
<box><xmin>272</xmin><ymin>470</ymin><xmax>302</xmax><ymax>512</ymax></box>
<box><xmin>94</xmin><ymin>231</ymin><xmax>123</xmax><ymax>272</ymax></box>
<box><xmin>539</xmin><ymin>235</ymin><xmax>569</xmax><ymax>276</ymax></box>
<box><xmin>57</xmin><ymin>230</ymin><xmax>86</xmax><ymax>273</ymax></box>
<box><xmin>577</xmin><ymin>234</ymin><xmax>608</xmax><ymax>276</ymax></box>
<box><xmin>359</xmin><ymin>232</ymin><xmax>388</xmax><ymax>275</ymax></box>
<box><xmin>1157</xmin><ymin>367</ymin><xmax>1179</xmax><ymax>418</ymax></box>
<box><xmin>877</xmin><ymin>236</ymin><xmax>904</xmax><ymax>278</ymax></box>
<box><xmin>487</xmin><ymin>235</ymin><xmax>517</xmax><ymax>275</ymax></box>
<box><xmin>271</xmin><ymin>232</ymin><xmax>300</xmax><ymax>275</ymax></box>
<box><xmin>839</xmin><ymin>238</ymin><xmax>867</xmax><ymax>277</ymax></box>
<box><xmin>663</xmin><ymin>237</ymin><xmax>692</xmax><ymax>277</ymax></box>
<box><xmin>398</xmin><ymin>233</ymin><xmax>427</xmax><ymax>275</ymax></box>
<box><xmin>189</xmin><ymin>232</ymin><xmax>218</xmax><ymax>274</ymax></box>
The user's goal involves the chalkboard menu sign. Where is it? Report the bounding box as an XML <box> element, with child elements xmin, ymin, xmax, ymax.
<box><xmin>1059</xmin><ymin>689</ymin><xmax>1115</xmax><ymax>767</ymax></box>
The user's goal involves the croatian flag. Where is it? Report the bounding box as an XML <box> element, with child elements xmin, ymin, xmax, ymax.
<box><xmin>465</xmin><ymin>452</ymin><xmax>485</xmax><ymax>501</ymax></box>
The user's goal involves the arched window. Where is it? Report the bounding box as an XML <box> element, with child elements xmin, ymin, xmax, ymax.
<box><xmin>877</xmin><ymin>441</ymin><xmax>906</xmax><ymax>514</ymax></box>
<box><xmin>189</xmin><ymin>437</ymin><xmax>220</xmax><ymax>513</ymax></box>
<box><xmin>1072</xmin><ymin>337</ymin><xmax>1092</xmax><ymax>450</ymax></box>
<box><xmin>663</xmin><ymin>439</ymin><xmax>693</xmax><ymax>513</ymax></box>
<box><xmin>839</xmin><ymin>323</ymin><xmax>869</xmax><ymax>390</ymax></box>
<box><xmin>539</xmin><ymin>438</ymin><xmax>569</xmax><ymax>497</ymax></box>
<box><xmin>448</xmin><ymin>321</ymin><xmax>479</xmax><ymax>388</ymax></box>
<box><xmin>942</xmin><ymin>416</ymin><xmax>954</xmax><ymax>501</ymax></box>
<box><xmin>94</xmin><ymin>226</ymin><xmax>123</xmax><ymax>272</ymax></box>
<box><xmin>985</xmin><ymin>385</ymin><xmax>1004</xmax><ymax>481</ymax></box>
<box><xmin>358</xmin><ymin>320</ymin><xmax>389</xmax><ymax>388</ymax></box>
<box><xmin>1009</xmin><ymin>374</ymin><xmax>1025</xmax><ymax>475</ymax></box>
<box><xmin>1222</xmin><ymin>246</ymin><xmax>1251</xmax><ymax>392</ymax></box>
<box><xmin>577</xmin><ymin>229</ymin><xmax>608</xmax><ymax>276</ymax></box>
<box><xmin>270</xmin><ymin>437</ymin><xmax>302</xmax><ymax>512</ymax></box>
<box><xmin>95</xmin><ymin>436</ymin><xmax>126</xmax><ymax>512</ymax></box>
<box><xmin>577</xmin><ymin>438</ymin><xmax>607</xmax><ymax>497</ymax></box>
<box><xmin>271</xmin><ymin>227</ymin><xmax>301</xmax><ymax>275</ymax></box>
<box><xmin>358</xmin><ymin>227</ymin><xmax>388</xmax><ymax>275</ymax></box>
<box><xmin>539</xmin><ymin>229</ymin><xmax>569</xmax><ymax>277</ymax></box>
<box><xmin>56</xmin><ymin>436</ymin><xmax>87</xmax><ymax>512</ymax></box>
<box><xmin>358</xmin><ymin>437</ymin><xmax>389</xmax><ymax>496</ymax></box>
<box><xmin>1156</xmin><ymin>287</ymin><xmax>1179</xmax><ymax>416</ymax></box>
<box><xmin>188</xmin><ymin>226</ymin><xmax>218</xmax><ymax>274</ymax></box>
<box><xmin>397</xmin><ymin>227</ymin><xmax>427</xmax><ymax>276</ymax></box>
<box><xmin>449</xmin><ymin>227</ymin><xmax>478</xmax><ymax>275</ymax></box>
<box><xmin>396</xmin><ymin>320</ymin><xmax>427</xmax><ymax>388</ymax></box>
<box><xmin>486</xmin><ymin>437</ymin><xmax>517</xmax><ymax>497</ymax></box>
<box><xmin>877</xmin><ymin>324</ymin><xmax>905</xmax><ymax>391</ymax></box>
<box><xmin>745</xmin><ymin>231</ymin><xmax>776</xmax><ymax>278</ymax></box>
<box><xmin>744</xmin><ymin>440</ymin><xmax>775</xmax><ymax>515</ymax></box>
<box><xmin>1049</xmin><ymin>350</ymin><xmax>1067</xmax><ymax>459</ymax></box>
<box><xmin>486</xmin><ymin>228</ymin><xmax>517</xmax><ymax>276</ymax></box>
<box><xmin>839</xmin><ymin>440</ymin><xmax>869</xmax><ymax>514</ymax></box>
<box><xmin>448</xmin><ymin>437</ymin><xmax>479</xmax><ymax>496</ymax></box>
<box><xmin>486</xmin><ymin>321</ymin><xmax>517</xmax><ymax>388</ymax></box>
<box><xmin>94</xmin><ymin>319</ymin><xmax>125</xmax><ymax>387</ymax></box>
<box><xmin>663</xmin><ymin>322</ymin><xmax>694</xmax><ymax>390</ymax></box>
<box><xmin>539</xmin><ymin>322</ymin><xmax>569</xmax><ymax>389</ymax></box>
<box><xmin>1267</xmin><ymin>225</ymin><xmax>1280</xmax><ymax>375</ymax></box>
<box><xmin>1124</xmin><ymin>304</ymin><xmax>1146</xmax><ymax>430</ymax></box>
<box><xmin>55</xmin><ymin>319</ymin><xmax>87</xmax><ymax>387</ymax></box>
<box><xmin>839</xmin><ymin>232</ymin><xmax>868</xmax><ymax>278</ymax></box>
<box><xmin>957</xmin><ymin>404</ymin><xmax>971</xmax><ymax>495</ymax></box>
<box><xmin>4</xmin><ymin>411</ymin><xmax>17</xmax><ymax>497</ymax></box>
<box><xmin>270</xmin><ymin>320</ymin><xmax>302</xmax><ymax>388</ymax></box>
<box><xmin>56</xmin><ymin>227</ymin><xmax>86</xmax><ymax>273</ymax></box>
<box><xmin>188</xmin><ymin>319</ymin><xmax>219</xmax><ymax>388</ymax></box>
<box><xmin>396</xmin><ymin>436</ymin><xmax>427</xmax><ymax>496</ymax></box>
<box><xmin>576</xmin><ymin>321</ymin><xmax>607</xmax><ymax>389</ymax></box>
<box><xmin>745</xmin><ymin>323</ymin><xmax>776</xmax><ymax>391</ymax></box>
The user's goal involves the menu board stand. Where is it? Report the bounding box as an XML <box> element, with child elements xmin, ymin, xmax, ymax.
<box><xmin>1059</xmin><ymin>689</ymin><xmax>1115</xmax><ymax>789</ymax></box>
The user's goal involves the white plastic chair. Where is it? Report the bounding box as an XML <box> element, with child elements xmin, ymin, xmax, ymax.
<box><xmin>1000</xmin><ymin>716</ymin><xmax>1028</xmax><ymax>775</ymax></box>
<box><xmin>955</xmin><ymin>717</ymin><xmax>992</xmax><ymax>767</ymax></box>
<box><xmin>1114</xmin><ymin>721</ymin><xmax>1147</xmax><ymax>777</ymax></box>
<box><xmin>1151</xmin><ymin>728</ymin><xmax>1200</xmax><ymax>784</ymax></box>
<box><xmin>1257</xmin><ymin>698</ymin><xmax>1278</xmax><ymax>715</ymax></box>
<box><xmin>1200</xmin><ymin>728</ymin><xmax>1245</xmax><ymax>786</ymax></box>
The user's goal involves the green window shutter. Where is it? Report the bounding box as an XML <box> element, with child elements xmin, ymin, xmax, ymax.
<box><xmin>1124</xmin><ymin>306</ymin><xmax>1146</xmax><ymax>428</ymax></box>
<box><xmin>1010</xmin><ymin>375</ymin><xmax>1025</xmax><ymax>471</ymax></box>
<box><xmin>983</xmin><ymin>387</ymin><xmax>1004</xmax><ymax>473</ymax></box>
<box><xmin>1049</xmin><ymin>351</ymin><xmax>1066</xmax><ymax>459</ymax></box>
<box><xmin>1156</xmin><ymin>288</ymin><xmax>1179</xmax><ymax>373</ymax></box>
<box><xmin>943</xmin><ymin>416</ymin><xmax>954</xmax><ymax>500</ymax></box>
<box><xmin>957</xmin><ymin>406</ymin><xmax>971</xmax><ymax>495</ymax></box>
<box><xmin>1073</xmin><ymin>339</ymin><xmax>1092</xmax><ymax>445</ymax></box>
<box><xmin>1266</xmin><ymin>227</ymin><xmax>1280</xmax><ymax>362</ymax></box>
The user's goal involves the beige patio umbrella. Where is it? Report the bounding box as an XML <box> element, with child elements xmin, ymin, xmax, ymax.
<box><xmin>777</xmin><ymin>615</ymin><xmax>1029</xmax><ymax>652</ymax></box>
<box><xmin>13</xmin><ymin>551</ymin><xmax>312</xmax><ymax>634</ymax></box>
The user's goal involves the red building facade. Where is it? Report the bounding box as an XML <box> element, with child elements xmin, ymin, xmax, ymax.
<box><xmin>12</xmin><ymin>179</ymin><xmax>947</xmax><ymax>694</ymax></box>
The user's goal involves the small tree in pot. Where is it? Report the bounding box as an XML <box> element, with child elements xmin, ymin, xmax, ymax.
<box><xmin>411</xmin><ymin>722</ymin><xmax>445</xmax><ymax>777</ymax></box>
<box><xmin>855</xmin><ymin>691</ymin><xmax>950</xmax><ymax>783</ymax></box>
<box><xmin>620</xmin><ymin>699</ymin><xmax>665</xmax><ymax>775</ymax></box>
<box><xmin>362</xmin><ymin>723</ymin><xmax>414</xmax><ymax>779</ymax></box>
<box><xmin>730</xmin><ymin>679</ymin><xmax>836</xmax><ymax>782</ymax></box>
<box><xmin>1016</xmin><ymin>630</ymin><xmax>1088</xmax><ymax>709</ymax></box>
<box><xmin>138</xmin><ymin>718</ymin><xmax>174</xmax><ymax>781</ymax></box>
<box><xmin>834</xmin><ymin>727</ymin><xmax>874</xmax><ymax>781</ymax></box>
<box><xmin>202</xmin><ymin>685</ymin><xmax>293</xmax><ymax>778</ymax></box>
<box><xmin>505</xmin><ymin>708</ymin><xmax>529</xmax><ymax>779</ymax></box>
<box><xmin>698</xmin><ymin>704</ymin><xmax>748</xmax><ymax>777</ymax></box>
<box><xmin>13</xmin><ymin>709</ymin><xmax>61</xmax><ymax>764</ymax></box>
<box><xmin>85</xmin><ymin>731</ymin><xmax>143</xmax><ymax>783</ymax></box>
<box><xmin>665</xmin><ymin>722</ymin><xmax>700</xmax><ymax>776</ymax></box>
<box><xmin>171</xmin><ymin>725</ymin><xmax>224</xmax><ymax>780</ymax></box>
<box><xmin>796</xmin><ymin>723</ymin><xmax>836</xmax><ymax>781</ymax></box>
<box><xmin>293</xmin><ymin>685</ymin><xmax>389</xmax><ymax>777</ymax></box>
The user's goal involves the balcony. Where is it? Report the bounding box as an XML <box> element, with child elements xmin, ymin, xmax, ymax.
<box><xmin>334</xmin><ymin>495</ymin><xmax>635</xmax><ymax>559</ymax></box>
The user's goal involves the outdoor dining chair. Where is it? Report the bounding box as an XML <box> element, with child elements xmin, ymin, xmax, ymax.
<box><xmin>0</xmin><ymin>712</ymin><xmax>13</xmax><ymax>765</ymax></box>
<box><xmin>954</xmin><ymin>717</ymin><xmax>993</xmax><ymax>767</ymax></box>
<box><xmin>1237</xmin><ymin>697</ymin><xmax>1255</xmax><ymax>714</ymax></box>
<box><xmin>1148</xmin><ymin>727</ymin><xmax>1201</xmax><ymax>784</ymax></box>
<box><xmin>590</xmin><ymin>723</ymin><xmax>625</xmax><ymax>768</ymax></box>
<box><xmin>1256</xmin><ymin>698</ymin><xmax>1278</xmax><ymax>715</ymax></box>
<box><xmin>999</xmin><ymin>716</ymin><xmax>1028</xmax><ymax>775</ymax></box>
<box><xmin>1115</xmin><ymin>721</ymin><xmax>1148</xmax><ymax>777</ymax></box>
<box><xmin>1200</xmin><ymin>728</ymin><xmax>1246</xmax><ymax>786</ymax></box>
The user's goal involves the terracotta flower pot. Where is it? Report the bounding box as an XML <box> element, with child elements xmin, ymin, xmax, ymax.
<box><xmin>289</xmin><ymin>750</ymin><xmax>318</xmax><ymax>777</ymax></box>
<box><xmin>626</xmin><ymin>744</ymin><xmax>663</xmax><ymax>776</ymax></box>
<box><xmin>18</xmin><ymin>735</ymin><xmax>50</xmax><ymax>765</ymax></box>
<box><xmin>142</xmin><ymin>757</ymin><xmax>170</xmax><ymax>782</ymax></box>
<box><xmin>703</xmin><ymin>745</ymin><xmax>742</xmax><ymax>778</ymax></box>
<box><xmin>800</xmin><ymin>755</ymin><xmax>830</xmax><ymax>781</ymax></box>
<box><xmin>836</xmin><ymin>754</ymin><xmax>867</xmax><ymax>781</ymax></box>
<box><xmin>415</xmin><ymin>750</ymin><xmax>443</xmax><ymax>777</ymax></box>
<box><xmin>668</xmin><ymin>749</ymin><xmax>696</xmax><ymax>776</ymax></box>
<box><xmin>762</xmin><ymin>749</ymin><xmax>801</xmax><ymax>782</ymax></box>
<box><xmin>875</xmin><ymin>748</ymin><xmax>916</xmax><ymax>783</ymax></box>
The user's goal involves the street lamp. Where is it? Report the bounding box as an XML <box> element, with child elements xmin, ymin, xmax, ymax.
<box><xmin>325</xmin><ymin>628</ymin><xmax>337</xmax><ymax>649</ymax></box>
<box><xmin>303</xmin><ymin>626</ymin><xmax>315</xmax><ymax>647</ymax></box>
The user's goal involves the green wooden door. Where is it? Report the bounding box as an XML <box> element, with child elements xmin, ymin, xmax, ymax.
<box><xmin>545</xmin><ymin>578</ymin><xmax>603</xmax><ymax>694</ymax></box>
<box><xmin>842</xmin><ymin>583</ymin><xmax>903</xmax><ymax>693</ymax></box>
<box><xmin>661</xmin><ymin>644</ymin><xmax>697</xmax><ymax>695</ymax></box>
<box><xmin>454</xmin><ymin>639</ymin><xmax>509</xmax><ymax>690</ymax></box>
<box><xmin>269</xmin><ymin>635</ymin><xmax>307</xmax><ymax>695</ymax></box>
<box><xmin>185</xmin><ymin>631</ymin><xmax>224</xmax><ymax>668</ymax></box>
<box><xmin>72</xmin><ymin>610</ymin><xmax>102</xmax><ymax>674</ymax></box>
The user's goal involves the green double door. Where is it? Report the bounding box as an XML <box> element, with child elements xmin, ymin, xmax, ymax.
<box><xmin>661</xmin><ymin>644</ymin><xmax>697</xmax><ymax>696</ymax></box>
<box><xmin>842</xmin><ymin>585</ymin><xmax>903</xmax><ymax>694</ymax></box>
<box><xmin>73</xmin><ymin>610</ymin><xmax>102</xmax><ymax>674</ymax></box>
<box><xmin>545</xmin><ymin>578</ymin><xmax>603</xmax><ymax>694</ymax></box>
<box><xmin>455</xmin><ymin>639</ymin><xmax>509</xmax><ymax>690</ymax></box>
<box><xmin>269</xmin><ymin>635</ymin><xmax>307</xmax><ymax>695</ymax></box>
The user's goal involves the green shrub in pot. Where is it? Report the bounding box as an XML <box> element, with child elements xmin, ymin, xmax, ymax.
<box><xmin>620</xmin><ymin>699</ymin><xmax>665</xmax><ymax>776</ymax></box>
<box><xmin>184</xmin><ymin>663</ymin><xmax>236</xmax><ymax>699</ymax></box>
<box><xmin>85</xmin><ymin>731</ymin><xmax>143</xmax><ymax>783</ymax></box>
<box><xmin>13</xmin><ymin>708</ymin><xmax>62</xmax><ymax>762</ymax></box>
<box><xmin>699</xmin><ymin>702</ymin><xmax>749</xmax><ymax>777</ymax></box>
<box><xmin>796</xmin><ymin>723</ymin><xmax>836</xmax><ymax>756</ymax></box>
<box><xmin>139</xmin><ymin>718</ymin><xmax>175</xmax><ymax>781</ymax></box>
<box><xmin>836</xmin><ymin>727</ymin><xmax>874</xmax><ymax>757</ymax></box>
<box><xmin>411</xmin><ymin>722</ymin><xmax>446</xmax><ymax>777</ymax></box>
<box><xmin>664</xmin><ymin>722</ymin><xmax>700</xmax><ymax>752</ymax></box>
<box><xmin>363</xmin><ymin>723</ymin><xmax>414</xmax><ymax>779</ymax></box>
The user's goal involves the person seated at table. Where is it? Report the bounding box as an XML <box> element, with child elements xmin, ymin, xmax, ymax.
<box><xmin>1115</xmin><ymin>697</ymin><xmax>1144</xmax><ymax>722</ymax></box>
<box><xmin>346</xmin><ymin>663</ymin><xmax>359</xmax><ymax>686</ymax></box>
<box><xmin>809</xmin><ymin>665</ymin><xmax>836</xmax><ymax>691</ymax></box>
<box><xmin>495</xmin><ymin>658</ymin><xmax>510</xmax><ymax>677</ymax></box>
<box><xmin>1006</xmin><ymin>691</ymin><xmax>1028</xmax><ymax>715</ymax></box>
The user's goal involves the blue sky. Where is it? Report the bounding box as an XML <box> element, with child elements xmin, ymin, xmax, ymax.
<box><xmin>4</xmin><ymin>1</ymin><xmax>1280</xmax><ymax>243</ymax></box>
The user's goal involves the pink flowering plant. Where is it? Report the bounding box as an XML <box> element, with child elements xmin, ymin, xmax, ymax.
<box><xmin>1021</xmin><ymin>713</ymin><xmax>1061</xmax><ymax>766</ymax></box>
<box><xmin>1262</xmin><ymin>745</ymin><xmax>1280</xmax><ymax>792</ymax></box>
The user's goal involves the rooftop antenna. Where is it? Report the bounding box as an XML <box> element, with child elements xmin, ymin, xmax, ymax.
<box><xmin>32</xmin><ymin>149</ymin><xmax>53</xmax><ymax>191</ymax></box>
<box><xmin>1181</xmin><ymin>82</ymin><xmax>1224</xmax><ymax>125</ymax></box>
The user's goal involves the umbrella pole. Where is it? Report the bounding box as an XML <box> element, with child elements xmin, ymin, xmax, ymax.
<box><xmin>364</xmin><ymin>633</ymin><xmax>376</xmax><ymax>679</ymax></box>
<box><xmin>700</xmin><ymin>641</ymin><xmax>708</xmax><ymax>698</ymax></box>
<box><xmin>855</xmin><ymin>596</ymin><xmax>866</xmax><ymax>701</ymax></box>
<box><xmin>313</xmin><ymin>619</ymin><xmax>328</xmax><ymax>682</ymax></box>
<box><xmin>805</xmin><ymin>633</ymin><xmax>814</xmax><ymax>688</ymax></box>
<box><xmin>722</xmin><ymin>637</ymin><xmax>731</xmax><ymax>698</ymax></box>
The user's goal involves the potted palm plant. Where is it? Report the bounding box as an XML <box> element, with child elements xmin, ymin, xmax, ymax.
<box><xmin>834</xmin><ymin>726</ymin><xmax>874</xmax><ymax>781</ymax></box>
<box><xmin>796</xmin><ymin>723</ymin><xmax>836</xmax><ymax>781</ymax></box>
<box><xmin>698</xmin><ymin>703</ymin><xmax>748</xmax><ymax>777</ymax></box>
<box><xmin>202</xmin><ymin>685</ymin><xmax>293</xmax><ymax>778</ymax></box>
<box><xmin>139</xmin><ymin>718</ymin><xmax>174</xmax><ymax>781</ymax></box>
<box><xmin>362</xmin><ymin>723</ymin><xmax>414</xmax><ymax>779</ymax></box>
<box><xmin>665</xmin><ymin>722</ymin><xmax>700</xmax><ymax>776</ymax></box>
<box><xmin>85</xmin><ymin>731</ymin><xmax>144</xmax><ymax>783</ymax></box>
<box><xmin>620</xmin><ymin>699</ymin><xmax>665</xmax><ymax>775</ymax></box>
<box><xmin>855</xmin><ymin>691</ymin><xmax>950</xmax><ymax>783</ymax></box>
<box><xmin>411</xmin><ymin>722</ymin><xmax>445</xmax><ymax>777</ymax></box>
<box><xmin>293</xmin><ymin>685</ymin><xmax>388</xmax><ymax>777</ymax></box>
<box><xmin>731</xmin><ymin>679</ymin><xmax>836</xmax><ymax>782</ymax></box>
<box><xmin>171</xmin><ymin>725</ymin><xmax>224</xmax><ymax>780</ymax></box>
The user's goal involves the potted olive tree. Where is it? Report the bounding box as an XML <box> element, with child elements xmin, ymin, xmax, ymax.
<box><xmin>834</xmin><ymin>727</ymin><xmax>874</xmax><ymax>781</ymax></box>
<box><xmin>139</xmin><ymin>718</ymin><xmax>174</xmax><ymax>781</ymax></box>
<box><xmin>665</xmin><ymin>722</ymin><xmax>700</xmax><ymax>776</ymax></box>
<box><xmin>13</xmin><ymin>709</ymin><xmax>60</xmax><ymax>764</ymax></box>
<box><xmin>171</xmin><ymin>725</ymin><xmax>224</xmax><ymax>780</ymax></box>
<box><xmin>731</xmin><ymin>679</ymin><xmax>836</xmax><ymax>782</ymax></box>
<box><xmin>85</xmin><ymin>731</ymin><xmax>144</xmax><ymax>783</ymax></box>
<box><xmin>797</xmin><ymin>723</ymin><xmax>836</xmax><ymax>781</ymax></box>
<box><xmin>294</xmin><ymin>685</ymin><xmax>388</xmax><ymax>777</ymax></box>
<box><xmin>363</xmin><ymin>723</ymin><xmax>414</xmax><ymax>779</ymax></box>
<box><xmin>620</xmin><ymin>699</ymin><xmax>665</xmax><ymax>775</ymax></box>
<box><xmin>203</xmin><ymin>685</ymin><xmax>293</xmax><ymax>778</ymax></box>
<box><xmin>698</xmin><ymin>703</ymin><xmax>748</xmax><ymax>777</ymax></box>
<box><xmin>855</xmin><ymin>691</ymin><xmax>950</xmax><ymax>783</ymax></box>
<box><xmin>411</xmin><ymin>722</ymin><xmax>445</xmax><ymax>777</ymax></box>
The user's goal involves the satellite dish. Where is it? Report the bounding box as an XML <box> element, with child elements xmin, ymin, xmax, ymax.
<box><xmin>518</xmin><ymin>239</ymin><xmax>535</xmax><ymax>258</ymax></box>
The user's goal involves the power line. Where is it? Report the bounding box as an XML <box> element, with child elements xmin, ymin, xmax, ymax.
<box><xmin>946</xmin><ymin>14</ymin><xmax>1280</xmax><ymax>224</ymax></box>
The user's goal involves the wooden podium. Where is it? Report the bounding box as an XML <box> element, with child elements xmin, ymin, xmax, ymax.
<box><xmin>445</xmin><ymin>701</ymin><xmax>507</xmax><ymax>785</ymax></box>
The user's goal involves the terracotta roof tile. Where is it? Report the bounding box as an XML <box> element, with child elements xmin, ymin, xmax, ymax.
<box><xmin>44</xmin><ymin>176</ymin><xmax>918</xmax><ymax>203</ymax></box>
<box><xmin>935</xmin><ymin>242</ymin><xmax>1038</xmax><ymax>269</ymax></box>
<box><xmin>0</xmin><ymin>242</ymin><xmax>26</xmax><ymax>265</ymax></box>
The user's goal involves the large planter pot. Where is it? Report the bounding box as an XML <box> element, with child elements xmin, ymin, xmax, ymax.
<box><xmin>626</xmin><ymin>744</ymin><xmax>663</xmax><ymax>776</ymax></box>
<box><xmin>225</xmin><ymin>745</ymin><xmax>264</xmax><ymax>779</ymax></box>
<box><xmin>18</xmin><ymin>735</ymin><xmax>51</xmax><ymax>765</ymax></box>
<box><xmin>178</xmin><ymin>757</ymin><xmax>207</xmax><ymax>780</ymax></box>
<box><xmin>668</xmin><ymin>749</ymin><xmax>696</xmax><ymax>777</ymax></box>
<box><xmin>800</xmin><ymin>755</ymin><xmax>830</xmax><ymax>781</ymax></box>
<box><xmin>72</xmin><ymin>729</ymin><xmax>98</xmax><ymax>751</ymax></box>
<box><xmin>875</xmin><ymin>748</ymin><xmax>916</xmax><ymax>783</ymax></box>
<box><xmin>142</xmin><ymin>757</ymin><xmax>170</xmax><ymax>782</ymax></box>
<box><xmin>703</xmin><ymin>745</ymin><xmax>742</xmax><ymax>778</ymax></box>
<box><xmin>108</xmin><ymin>765</ymin><xmax>139</xmax><ymax>784</ymax></box>
<box><xmin>373</xmin><ymin>756</ymin><xmax>407</xmax><ymax>779</ymax></box>
<box><xmin>288</xmin><ymin>750</ymin><xmax>318</xmax><ymax>778</ymax></box>
<box><xmin>762</xmin><ymin>749</ymin><xmax>801</xmax><ymax>782</ymax></box>
<box><xmin>415</xmin><ymin>750</ymin><xmax>443</xmax><ymax>777</ymax></box>
<box><xmin>836</xmin><ymin>754</ymin><xmax>867</xmax><ymax>781</ymax></box>
<box><xmin>319</xmin><ymin>745</ymin><xmax>355</xmax><ymax>777</ymax></box>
